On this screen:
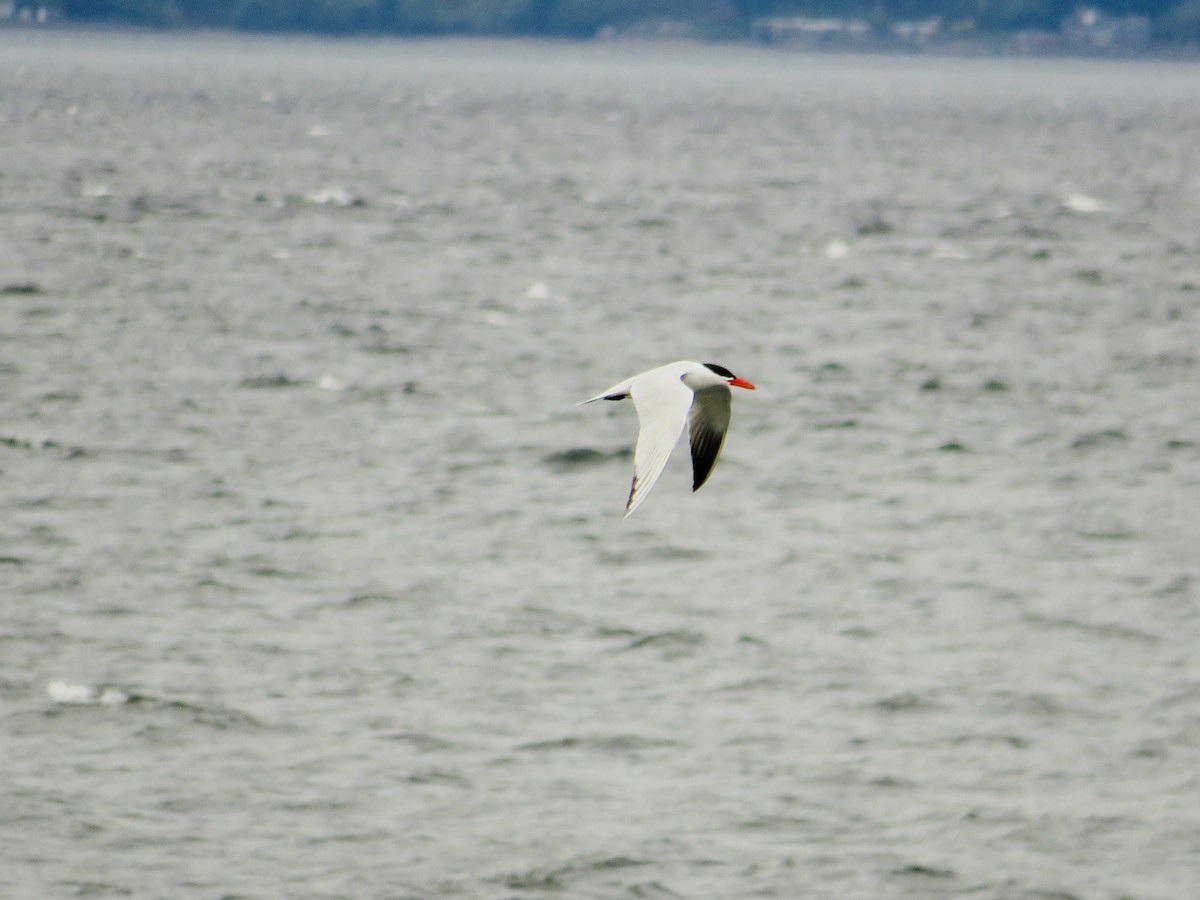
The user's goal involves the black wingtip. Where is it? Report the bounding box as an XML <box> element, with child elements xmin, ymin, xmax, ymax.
<box><xmin>689</xmin><ymin>424</ymin><xmax>725</xmax><ymax>494</ymax></box>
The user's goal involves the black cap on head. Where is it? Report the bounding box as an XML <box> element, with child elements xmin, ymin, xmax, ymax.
<box><xmin>703</xmin><ymin>363</ymin><xmax>736</xmax><ymax>379</ymax></box>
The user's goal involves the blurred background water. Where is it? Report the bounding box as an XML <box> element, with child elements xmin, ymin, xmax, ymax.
<box><xmin>1</xmin><ymin>29</ymin><xmax>1199</xmax><ymax>899</ymax></box>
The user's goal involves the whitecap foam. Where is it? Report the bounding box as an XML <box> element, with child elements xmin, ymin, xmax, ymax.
<box><xmin>1061</xmin><ymin>193</ymin><xmax>1109</xmax><ymax>214</ymax></box>
<box><xmin>47</xmin><ymin>680</ymin><xmax>129</xmax><ymax>706</ymax></box>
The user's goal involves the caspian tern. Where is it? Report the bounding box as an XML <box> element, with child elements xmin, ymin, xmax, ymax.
<box><xmin>580</xmin><ymin>361</ymin><xmax>756</xmax><ymax>517</ymax></box>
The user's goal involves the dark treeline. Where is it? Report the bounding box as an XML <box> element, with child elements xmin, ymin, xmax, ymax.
<box><xmin>53</xmin><ymin>0</ymin><xmax>1200</xmax><ymax>44</ymax></box>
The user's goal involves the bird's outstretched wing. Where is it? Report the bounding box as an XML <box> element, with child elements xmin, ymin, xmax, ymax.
<box><xmin>688</xmin><ymin>385</ymin><xmax>732</xmax><ymax>491</ymax></box>
<box><xmin>625</xmin><ymin>372</ymin><xmax>694</xmax><ymax>517</ymax></box>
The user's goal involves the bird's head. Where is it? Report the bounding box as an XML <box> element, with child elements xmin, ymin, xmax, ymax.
<box><xmin>702</xmin><ymin>362</ymin><xmax>756</xmax><ymax>391</ymax></box>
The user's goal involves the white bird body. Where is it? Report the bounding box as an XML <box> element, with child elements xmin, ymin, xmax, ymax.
<box><xmin>580</xmin><ymin>360</ymin><xmax>756</xmax><ymax>517</ymax></box>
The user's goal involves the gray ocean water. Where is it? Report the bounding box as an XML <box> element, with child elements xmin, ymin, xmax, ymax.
<box><xmin>2</xmin><ymin>29</ymin><xmax>1199</xmax><ymax>899</ymax></box>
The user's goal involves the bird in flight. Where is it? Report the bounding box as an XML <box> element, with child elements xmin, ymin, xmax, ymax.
<box><xmin>580</xmin><ymin>360</ymin><xmax>756</xmax><ymax>517</ymax></box>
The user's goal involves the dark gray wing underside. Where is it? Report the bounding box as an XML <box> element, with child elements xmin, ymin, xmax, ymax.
<box><xmin>688</xmin><ymin>386</ymin><xmax>732</xmax><ymax>492</ymax></box>
<box><xmin>689</xmin><ymin>424</ymin><xmax>727</xmax><ymax>491</ymax></box>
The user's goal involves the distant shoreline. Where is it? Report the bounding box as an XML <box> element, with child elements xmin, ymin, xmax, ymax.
<box><xmin>3</xmin><ymin>20</ymin><xmax>1199</xmax><ymax>63</ymax></box>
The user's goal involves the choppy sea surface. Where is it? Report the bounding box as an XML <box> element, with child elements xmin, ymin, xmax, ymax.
<box><xmin>2</xmin><ymin>29</ymin><xmax>1199</xmax><ymax>899</ymax></box>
